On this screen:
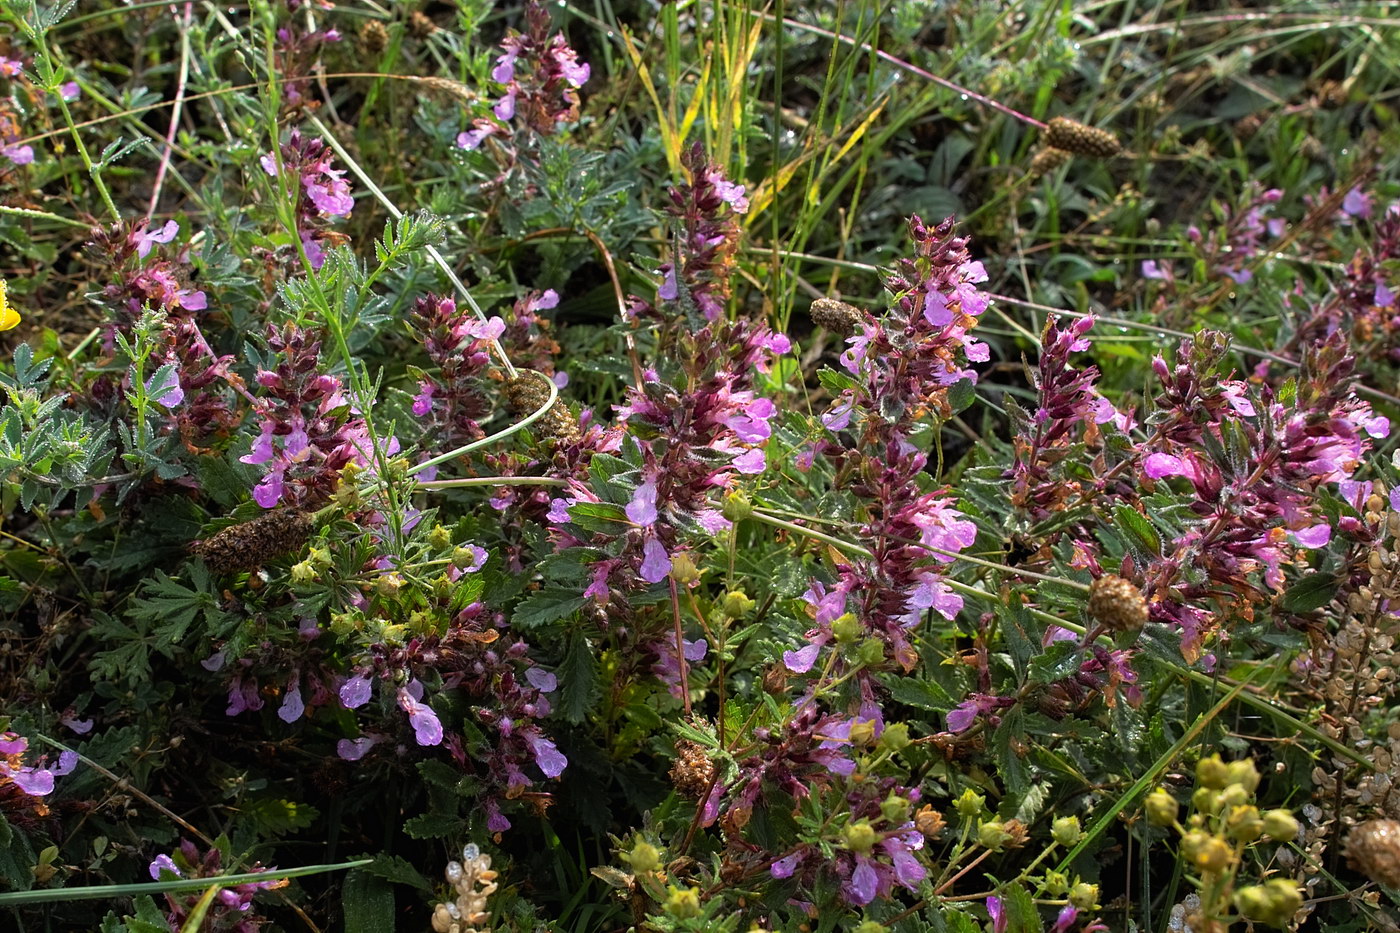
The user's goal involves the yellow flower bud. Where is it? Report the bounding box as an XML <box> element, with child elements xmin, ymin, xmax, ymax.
<box><xmin>670</xmin><ymin>552</ymin><xmax>701</xmax><ymax>585</ymax></box>
<box><xmin>955</xmin><ymin>789</ymin><xmax>986</xmax><ymax>819</ymax></box>
<box><xmin>0</xmin><ymin>279</ymin><xmax>20</xmax><ymax>332</ymax></box>
<box><xmin>627</xmin><ymin>841</ymin><xmax>660</xmax><ymax>874</ymax></box>
<box><xmin>1052</xmin><ymin>816</ymin><xmax>1083</xmax><ymax>847</ymax></box>
<box><xmin>978</xmin><ymin>820</ymin><xmax>1012</xmax><ymax>851</ymax></box>
<box><xmin>843</xmin><ymin>820</ymin><xmax>879</xmax><ymax>855</ymax></box>
<box><xmin>1226</xmin><ymin>758</ymin><xmax>1261</xmax><ymax>793</ymax></box>
<box><xmin>1262</xmin><ymin>809</ymin><xmax>1300</xmax><ymax>842</ymax></box>
<box><xmin>1225</xmin><ymin>805</ymin><xmax>1263</xmax><ymax>843</ymax></box>
<box><xmin>1068</xmin><ymin>882</ymin><xmax>1099</xmax><ymax>910</ymax></box>
<box><xmin>1196</xmin><ymin>754</ymin><xmax>1230</xmax><ymax>790</ymax></box>
<box><xmin>663</xmin><ymin>885</ymin><xmax>701</xmax><ymax>919</ymax></box>
<box><xmin>1145</xmin><ymin>788</ymin><xmax>1178</xmax><ymax>826</ymax></box>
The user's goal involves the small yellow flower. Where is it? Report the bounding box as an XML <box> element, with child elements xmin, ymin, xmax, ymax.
<box><xmin>0</xmin><ymin>278</ymin><xmax>20</xmax><ymax>331</ymax></box>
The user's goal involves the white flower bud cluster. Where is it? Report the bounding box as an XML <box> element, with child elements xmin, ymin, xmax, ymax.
<box><xmin>431</xmin><ymin>843</ymin><xmax>497</xmax><ymax>933</ymax></box>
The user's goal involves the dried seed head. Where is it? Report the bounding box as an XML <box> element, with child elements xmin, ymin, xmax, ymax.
<box><xmin>914</xmin><ymin>804</ymin><xmax>946</xmax><ymax>839</ymax></box>
<box><xmin>504</xmin><ymin>372</ymin><xmax>581</xmax><ymax>445</ymax></box>
<box><xmin>189</xmin><ymin>510</ymin><xmax>313</xmax><ymax>574</ymax></box>
<box><xmin>1346</xmin><ymin>819</ymin><xmax>1400</xmax><ymax>888</ymax></box>
<box><xmin>1029</xmin><ymin>146</ymin><xmax>1073</xmax><ymax>177</ymax></box>
<box><xmin>358</xmin><ymin>20</ymin><xmax>389</xmax><ymax>54</ymax></box>
<box><xmin>670</xmin><ymin>740</ymin><xmax>716</xmax><ymax>799</ymax></box>
<box><xmin>408</xmin><ymin>10</ymin><xmax>437</xmax><ymax>38</ymax></box>
<box><xmin>1045</xmin><ymin>117</ymin><xmax>1121</xmax><ymax>158</ymax></box>
<box><xmin>1088</xmin><ymin>574</ymin><xmax>1149</xmax><ymax>632</ymax></box>
<box><xmin>416</xmin><ymin>76</ymin><xmax>476</xmax><ymax>105</ymax></box>
<box><xmin>809</xmin><ymin>297</ymin><xmax>864</xmax><ymax>337</ymax></box>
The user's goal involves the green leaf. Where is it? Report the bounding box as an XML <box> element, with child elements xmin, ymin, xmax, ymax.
<box><xmin>354</xmin><ymin>853</ymin><xmax>433</xmax><ymax>894</ymax></box>
<box><xmin>1028</xmin><ymin>641</ymin><xmax>1082</xmax><ymax>685</ymax></box>
<box><xmin>1003</xmin><ymin>881</ymin><xmax>1044</xmax><ymax>933</ymax></box>
<box><xmin>560</xmin><ymin>501</ymin><xmax>629</xmax><ymax>534</ymax></box>
<box><xmin>1112</xmin><ymin>504</ymin><xmax>1161</xmax><ymax>559</ymax></box>
<box><xmin>992</xmin><ymin>707</ymin><xmax>1031</xmax><ymax>800</ymax></box>
<box><xmin>883</xmin><ymin>675</ymin><xmax>954</xmax><ymax>712</ymax></box>
<box><xmin>947</xmin><ymin>377</ymin><xmax>977</xmax><ymax>415</ymax></box>
<box><xmin>559</xmin><ymin>628</ymin><xmax>599</xmax><ymax>723</ymax></box>
<box><xmin>512</xmin><ymin>587</ymin><xmax>586</xmax><ymax>628</ymax></box>
<box><xmin>1278</xmin><ymin>572</ymin><xmax>1338</xmax><ymax>613</ymax></box>
<box><xmin>342</xmin><ymin>870</ymin><xmax>396</xmax><ymax>933</ymax></box>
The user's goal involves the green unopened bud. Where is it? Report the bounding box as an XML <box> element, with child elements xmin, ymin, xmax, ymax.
<box><xmin>670</xmin><ymin>552</ymin><xmax>701</xmax><ymax>585</ymax></box>
<box><xmin>1192</xmin><ymin>787</ymin><xmax>1220</xmax><ymax>813</ymax></box>
<box><xmin>978</xmin><ymin>820</ymin><xmax>1012</xmax><ymax>851</ymax></box>
<box><xmin>1234</xmin><ymin>879</ymin><xmax>1302</xmax><ymax>927</ymax></box>
<box><xmin>1052</xmin><ymin>816</ymin><xmax>1083</xmax><ymax>847</ymax></box>
<box><xmin>721</xmin><ymin>490</ymin><xmax>753</xmax><ymax>522</ymax></box>
<box><xmin>1226</xmin><ymin>758</ymin><xmax>1261</xmax><ymax>793</ymax></box>
<box><xmin>832</xmin><ymin>613</ymin><xmax>861</xmax><ymax>644</ymax></box>
<box><xmin>955</xmin><ymin>789</ymin><xmax>986</xmax><ymax>820</ymax></box>
<box><xmin>1068</xmin><ymin>882</ymin><xmax>1099</xmax><ymax>910</ymax></box>
<box><xmin>1196</xmin><ymin>754</ymin><xmax>1230</xmax><ymax>790</ymax></box>
<box><xmin>1044</xmin><ymin>871</ymin><xmax>1069</xmax><ymax>895</ymax></box>
<box><xmin>1219</xmin><ymin>784</ymin><xmax>1251</xmax><ymax>810</ymax></box>
<box><xmin>627</xmin><ymin>841</ymin><xmax>661</xmax><ymax>873</ymax></box>
<box><xmin>307</xmin><ymin>545</ymin><xmax>332</xmax><ymax>569</ymax></box>
<box><xmin>848</xmin><ymin>720</ymin><xmax>876</xmax><ymax>747</ymax></box>
<box><xmin>843</xmin><ymin>820</ymin><xmax>879</xmax><ymax>855</ymax></box>
<box><xmin>856</xmin><ymin>637</ymin><xmax>885</xmax><ymax>666</ymax></box>
<box><xmin>428</xmin><ymin>524</ymin><xmax>452</xmax><ymax>550</ymax></box>
<box><xmin>433</xmin><ymin>574</ymin><xmax>453</xmax><ymax>600</ymax></box>
<box><xmin>881</xmin><ymin>793</ymin><xmax>912</xmax><ymax>824</ymax></box>
<box><xmin>720</xmin><ymin>590</ymin><xmax>754</xmax><ymax>619</ymax></box>
<box><xmin>880</xmin><ymin>722</ymin><xmax>911</xmax><ymax>752</ymax></box>
<box><xmin>375</xmin><ymin>573</ymin><xmax>403</xmax><ymax>598</ymax></box>
<box><xmin>1145</xmin><ymin>788</ymin><xmax>1178</xmax><ymax>826</ymax></box>
<box><xmin>1183</xmin><ymin>830</ymin><xmax>1233</xmax><ymax>873</ymax></box>
<box><xmin>452</xmin><ymin>546</ymin><xmax>478</xmax><ymax>570</ymax></box>
<box><xmin>1226</xmin><ymin>805</ymin><xmax>1263</xmax><ymax>843</ymax></box>
<box><xmin>290</xmin><ymin>560</ymin><xmax>317</xmax><ymax>584</ymax></box>
<box><xmin>1262</xmin><ymin>809</ymin><xmax>1300</xmax><ymax>842</ymax></box>
<box><xmin>663</xmin><ymin>885</ymin><xmax>701</xmax><ymax>919</ymax></box>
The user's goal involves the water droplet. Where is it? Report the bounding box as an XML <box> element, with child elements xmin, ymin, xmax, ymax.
<box><xmin>463</xmin><ymin>842</ymin><xmax>480</xmax><ymax>861</ymax></box>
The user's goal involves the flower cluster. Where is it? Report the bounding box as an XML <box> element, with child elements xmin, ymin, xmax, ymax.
<box><xmin>0</xmin><ymin>733</ymin><xmax>76</xmax><ymax>801</ymax></box>
<box><xmin>149</xmin><ymin>840</ymin><xmax>283</xmax><ymax>933</ymax></box>
<box><xmin>457</xmin><ymin>1</ymin><xmax>589</xmax><ymax>151</ymax></box>
<box><xmin>242</xmin><ymin>321</ymin><xmax>386</xmax><ymax>509</ymax></box>
<box><xmin>1007</xmin><ymin>315</ymin><xmax>1129</xmax><ymax>519</ymax></box>
<box><xmin>259</xmin><ymin>130</ymin><xmax>354</xmax><ymax>269</ymax></box>
<box><xmin>790</xmin><ymin>217</ymin><xmax>985</xmax><ymax>674</ymax></box>
<box><xmin>336</xmin><ymin>605</ymin><xmax>567</xmax><ymax>833</ymax></box>
<box><xmin>631</xmin><ymin>142</ymin><xmax>750</xmax><ymax>323</ymax></box>
<box><xmin>1139</xmin><ymin>332</ymin><xmax>1387</xmax><ymax>659</ymax></box>
<box><xmin>408</xmin><ymin>294</ymin><xmax>505</xmax><ymax>447</ymax></box>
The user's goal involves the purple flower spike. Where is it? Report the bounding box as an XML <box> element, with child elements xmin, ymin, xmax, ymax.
<box><xmin>339</xmin><ymin>674</ymin><xmax>372</xmax><ymax>709</ymax></box>
<box><xmin>528</xmin><ymin>735</ymin><xmax>568</xmax><ymax>777</ymax></box>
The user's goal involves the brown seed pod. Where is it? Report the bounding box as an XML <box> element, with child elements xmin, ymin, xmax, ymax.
<box><xmin>358</xmin><ymin>20</ymin><xmax>389</xmax><ymax>54</ymax></box>
<box><xmin>669</xmin><ymin>739</ymin><xmax>716</xmax><ymax>799</ymax></box>
<box><xmin>504</xmin><ymin>372</ymin><xmax>581</xmax><ymax>445</ymax></box>
<box><xmin>1044</xmin><ymin>117</ymin><xmax>1121</xmax><ymax>158</ymax></box>
<box><xmin>408</xmin><ymin>10</ymin><xmax>437</xmax><ymax>38</ymax></box>
<box><xmin>809</xmin><ymin>297</ymin><xmax>864</xmax><ymax>337</ymax></box>
<box><xmin>188</xmin><ymin>510</ymin><xmax>313</xmax><ymax>575</ymax></box>
<box><xmin>1088</xmin><ymin>574</ymin><xmax>1149</xmax><ymax>632</ymax></box>
<box><xmin>1029</xmin><ymin>146</ymin><xmax>1073</xmax><ymax>177</ymax></box>
<box><xmin>1346</xmin><ymin>819</ymin><xmax>1400</xmax><ymax>888</ymax></box>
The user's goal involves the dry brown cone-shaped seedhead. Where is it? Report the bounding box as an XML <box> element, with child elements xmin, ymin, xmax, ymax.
<box><xmin>188</xmin><ymin>510</ymin><xmax>313</xmax><ymax>575</ymax></box>
<box><xmin>670</xmin><ymin>740</ymin><xmax>716</xmax><ymax>799</ymax></box>
<box><xmin>1346</xmin><ymin>819</ymin><xmax>1400</xmax><ymax>888</ymax></box>
<box><xmin>1029</xmin><ymin>146</ymin><xmax>1073</xmax><ymax>178</ymax></box>
<box><xmin>1088</xmin><ymin>574</ymin><xmax>1149</xmax><ymax>632</ymax></box>
<box><xmin>809</xmin><ymin>297</ymin><xmax>864</xmax><ymax>337</ymax></box>
<box><xmin>914</xmin><ymin>805</ymin><xmax>946</xmax><ymax>839</ymax></box>
<box><xmin>408</xmin><ymin>10</ymin><xmax>438</xmax><ymax>38</ymax></box>
<box><xmin>504</xmin><ymin>372</ymin><xmax>581</xmax><ymax>445</ymax></box>
<box><xmin>1044</xmin><ymin>117</ymin><xmax>1121</xmax><ymax>158</ymax></box>
<box><xmin>358</xmin><ymin>20</ymin><xmax>389</xmax><ymax>54</ymax></box>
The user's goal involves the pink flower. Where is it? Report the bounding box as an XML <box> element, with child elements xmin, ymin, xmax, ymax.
<box><xmin>398</xmin><ymin>687</ymin><xmax>443</xmax><ymax>746</ymax></box>
<box><xmin>527</xmin><ymin>735</ymin><xmax>567</xmax><ymax>777</ymax></box>
<box><xmin>639</xmin><ymin>537</ymin><xmax>671</xmax><ymax>583</ymax></box>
